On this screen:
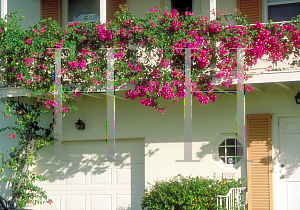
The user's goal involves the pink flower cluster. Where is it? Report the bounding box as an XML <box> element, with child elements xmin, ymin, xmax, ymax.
<box><xmin>62</xmin><ymin>107</ymin><xmax>69</xmax><ymax>113</ymax></box>
<box><xmin>25</xmin><ymin>58</ymin><xmax>34</xmax><ymax>67</ymax></box>
<box><xmin>47</xmin><ymin>199</ymin><xmax>53</xmax><ymax>205</ymax></box>
<box><xmin>26</xmin><ymin>39</ymin><xmax>32</xmax><ymax>45</ymax></box>
<box><xmin>128</xmin><ymin>63</ymin><xmax>142</xmax><ymax>72</ymax></box>
<box><xmin>114</xmin><ymin>51</ymin><xmax>125</xmax><ymax>60</ymax></box>
<box><xmin>44</xmin><ymin>100</ymin><xmax>57</xmax><ymax>109</ymax></box>
<box><xmin>68</xmin><ymin>59</ymin><xmax>87</xmax><ymax>70</ymax></box>
<box><xmin>92</xmin><ymin>78</ymin><xmax>101</xmax><ymax>85</ymax></box>
<box><xmin>96</xmin><ymin>24</ymin><xmax>112</xmax><ymax>41</ymax></box>
<box><xmin>8</xmin><ymin>133</ymin><xmax>16</xmax><ymax>139</ymax></box>
<box><xmin>16</xmin><ymin>73</ymin><xmax>24</xmax><ymax>81</ymax></box>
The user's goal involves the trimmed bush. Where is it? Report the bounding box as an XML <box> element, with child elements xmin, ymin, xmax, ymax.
<box><xmin>141</xmin><ymin>174</ymin><xmax>245</xmax><ymax>210</ymax></box>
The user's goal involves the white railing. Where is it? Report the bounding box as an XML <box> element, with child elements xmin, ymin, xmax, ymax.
<box><xmin>216</xmin><ymin>187</ymin><xmax>246</xmax><ymax>210</ymax></box>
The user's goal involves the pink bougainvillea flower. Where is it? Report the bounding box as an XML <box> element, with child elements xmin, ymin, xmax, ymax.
<box><xmin>8</xmin><ymin>133</ymin><xmax>16</xmax><ymax>139</ymax></box>
<box><xmin>26</xmin><ymin>39</ymin><xmax>32</xmax><ymax>45</ymax></box>
<box><xmin>47</xmin><ymin>199</ymin><xmax>53</xmax><ymax>205</ymax></box>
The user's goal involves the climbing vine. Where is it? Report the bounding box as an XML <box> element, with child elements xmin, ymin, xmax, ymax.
<box><xmin>0</xmin><ymin>99</ymin><xmax>54</xmax><ymax>207</ymax></box>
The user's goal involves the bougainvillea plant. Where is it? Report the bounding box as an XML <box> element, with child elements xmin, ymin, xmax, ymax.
<box><xmin>1</xmin><ymin>6</ymin><xmax>300</xmax><ymax>114</ymax></box>
<box><xmin>1</xmin><ymin>4</ymin><xmax>300</xmax><ymax>207</ymax></box>
<box><xmin>0</xmin><ymin>100</ymin><xmax>54</xmax><ymax>208</ymax></box>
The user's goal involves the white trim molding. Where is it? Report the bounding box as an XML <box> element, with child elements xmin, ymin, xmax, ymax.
<box><xmin>272</xmin><ymin>113</ymin><xmax>300</xmax><ymax>210</ymax></box>
<box><xmin>1</xmin><ymin>0</ymin><xmax>7</xmax><ymax>20</ymax></box>
<box><xmin>100</xmin><ymin>0</ymin><xmax>106</xmax><ymax>23</ymax></box>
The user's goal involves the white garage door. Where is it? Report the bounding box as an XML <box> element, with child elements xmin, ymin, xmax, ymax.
<box><xmin>31</xmin><ymin>139</ymin><xmax>145</xmax><ymax>210</ymax></box>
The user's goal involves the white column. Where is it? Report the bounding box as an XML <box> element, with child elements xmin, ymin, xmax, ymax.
<box><xmin>237</xmin><ymin>49</ymin><xmax>245</xmax><ymax>161</ymax></box>
<box><xmin>106</xmin><ymin>48</ymin><xmax>115</xmax><ymax>160</ymax></box>
<box><xmin>210</xmin><ymin>0</ymin><xmax>216</xmax><ymax>21</ymax></box>
<box><xmin>1</xmin><ymin>0</ymin><xmax>7</xmax><ymax>20</ymax></box>
<box><xmin>100</xmin><ymin>0</ymin><xmax>106</xmax><ymax>23</ymax></box>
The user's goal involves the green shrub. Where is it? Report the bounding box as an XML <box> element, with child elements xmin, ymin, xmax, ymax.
<box><xmin>141</xmin><ymin>174</ymin><xmax>245</xmax><ymax>210</ymax></box>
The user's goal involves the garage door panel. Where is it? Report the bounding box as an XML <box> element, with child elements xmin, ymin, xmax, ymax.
<box><xmin>116</xmin><ymin>195</ymin><xmax>131</xmax><ymax>210</ymax></box>
<box><xmin>88</xmin><ymin>141</ymin><xmax>107</xmax><ymax>163</ymax></box>
<box><xmin>40</xmin><ymin>195</ymin><xmax>61</xmax><ymax>210</ymax></box>
<box><xmin>90</xmin><ymin>194</ymin><xmax>112</xmax><ymax>210</ymax></box>
<box><xmin>31</xmin><ymin>166</ymin><xmax>63</xmax><ymax>187</ymax></box>
<box><xmin>35</xmin><ymin>139</ymin><xmax>145</xmax><ymax>210</ymax></box>
<box><xmin>115</xmin><ymin>168</ymin><xmax>131</xmax><ymax>186</ymax></box>
<box><xmin>65</xmin><ymin>194</ymin><xmax>86</xmax><ymax>210</ymax></box>
<box><xmin>90</xmin><ymin>168</ymin><xmax>112</xmax><ymax>186</ymax></box>
<box><xmin>64</xmin><ymin>167</ymin><xmax>87</xmax><ymax>186</ymax></box>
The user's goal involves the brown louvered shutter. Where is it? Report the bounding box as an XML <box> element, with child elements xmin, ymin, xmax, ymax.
<box><xmin>247</xmin><ymin>114</ymin><xmax>273</xmax><ymax>210</ymax></box>
<box><xmin>107</xmin><ymin>0</ymin><xmax>126</xmax><ymax>22</ymax></box>
<box><xmin>40</xmin><ymin>0</ymin><xmax>62</xmax><ymax>26</ymax></box>
<box><xmin>237</xmin><ymin>0</ymin><xmax>262</xmax><ymax>24</ymax></box>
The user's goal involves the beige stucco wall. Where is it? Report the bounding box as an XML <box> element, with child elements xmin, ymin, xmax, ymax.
<box><xmin>0</xmin><ymin>80</ymin><xmax>300</xmax><ymax>194</ymax></box>
<box><xmin>53</xmin><ymin>81</ymin><xmax>299</xmax><ymax>187</ymax></box>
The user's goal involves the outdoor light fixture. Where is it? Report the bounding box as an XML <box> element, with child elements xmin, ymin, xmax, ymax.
<box><xmin>75</xmin><ymin>119</ymin><xmax>85</xmax><ymax>130</ymax></box>
<box><xmin>295</xmin><ymin>91</ymin><xmax>300</xmax><ymax>104</ymax></box>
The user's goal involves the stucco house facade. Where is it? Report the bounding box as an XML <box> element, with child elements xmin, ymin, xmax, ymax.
<box><xmin>0</xmin><ymin>0</ymin><xmax>300</xmax><ymax>210</ymax></box>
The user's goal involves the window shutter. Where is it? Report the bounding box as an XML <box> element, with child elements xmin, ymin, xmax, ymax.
<box><xmin>107</xmin><ymin>0</ymin><xmax>126</xmax><ymax>22</ymax></box>
<box><xmin>40</xmin><ymin>0</ymin><xmax>62</xmax><ymax>26</ymax></box>
<box><xmin>237</xmin><ymin>0</ymin><xmax>262</xmax><ymax>24</ymax></box>
<box><xmin>247</xmin><ymin>114</ymin><xmax>273</xmax><ymax>210</ymax></box>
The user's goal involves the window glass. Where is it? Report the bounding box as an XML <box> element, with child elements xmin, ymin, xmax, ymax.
<box><xmin>69</xmin><ymin>0</ymin><xmax>100</xmax><ymax>22</ymax></box>
<box><xmin>226</xmin><ymin>139</ymin><xmax>235</xmax><ymax>146</ymax></box>
<box><xmin>267</xmin><ymin>0</ymin><xmax>291</xmax><ymax>3</ymax></box>
<box><xmin>219</xmin><ymin>147</ymin><xmax>225</xmax><ymax>156</ymax></box>
<box><xmin>171</xmin><ymin>0</ymin><xmax>193</xmax><ymax>16</ymax></box>
<box><xmin>268</xmin><ymin>2</ymin><xmax>300</xmax><ymax>22</ymax></box>
<box><xmin>218</xmin><ymin>139</ymin><xmax>243</xmax><ymax>164</ymax></box>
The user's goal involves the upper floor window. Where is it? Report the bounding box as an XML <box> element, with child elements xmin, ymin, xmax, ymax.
<box><xmin>171</xmin><ymin>0</ymin><xmax>193</xmax><ymax>16</ymax></box>
<box><xmin>68</xmin><ymin>0</ymin><xmax>100</xmax><ymax>22</ymax></box>
<box><xmin>267</xmin><ymin>0</ymin><xmax>300</xmax><ymax>22</ymax></box>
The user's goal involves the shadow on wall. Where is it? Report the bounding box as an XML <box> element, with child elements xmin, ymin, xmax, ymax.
<box><xmin>30</xmin><ymin>139</ymin><xmax>159</xmax><ymax>209</ymax></box>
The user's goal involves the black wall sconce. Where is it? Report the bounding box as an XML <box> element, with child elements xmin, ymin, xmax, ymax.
<box><xmin>75</xmin><ymin>119</ymin><xmax>85</xmax><ymax>130</ymax></box>
<box><xmin>295</xmin><ymin>91</ymin><xmax>300</xmax><ymax>104</ymax></box>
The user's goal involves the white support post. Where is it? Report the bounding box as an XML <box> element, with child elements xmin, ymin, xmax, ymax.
<box><xmin>237</xmin><ymin>49</ymin><xmax>245</xmax><ymax>162</ymax></box>
<box><xmin>54</xmin><ymin>49</ymin><xmax>63</xmax><ymax>161</ymax></box>
<box><xmin>100</xmin><ymin>0</ymin><xmax>106</xmax><ymax>23</ymax></box>
<box><xmin>210</xmin><ymin>0</ymin><xmax>216</xmax><ymax>21</ymax></box>
<box><xmin>106</xmin><ymin>48</ymin><xmax>116</xmax><ymax>161</ymax></box>
<box><xmin>1</xmin><ymin>0</ymin><xmax>7</xmax><ymax>20</ymax></box>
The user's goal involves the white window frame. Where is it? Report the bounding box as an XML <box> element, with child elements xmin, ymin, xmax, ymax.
<box><xmin>211</xmin><ymin>133</ymin><xmax>244</xmax><ymax>170</ymax></box>
<box><xmin>63</xmin><ymin>0</ymin><xmax>106</xmax><ymax>25</ymax></box>
<box><xmin>263</xmin><ymin>0</ymin><xmax>300</xmax><ymax>23</ymax></box>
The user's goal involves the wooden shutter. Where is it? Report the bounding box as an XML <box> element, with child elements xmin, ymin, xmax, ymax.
<box><xmin>40</xmin><ymin>0</ymin><xmax>62</xmax><ymax>26</ymax></box>
<box><xmin>247</xmin><ymin>114</ymin><xmax>273</xmax><ymax>210</ymax></box>
<box><xmin>107</xmin><ymin>0</ymin><xmax>126</xmax><ymax>21</ymax></box>
<box><xmin>237</xmin><ymin>0</ymin><xmax>262</xmax><ymax>24</ymax></box>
